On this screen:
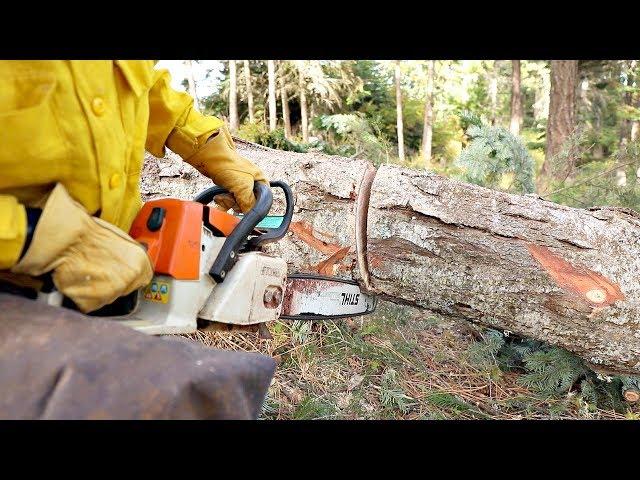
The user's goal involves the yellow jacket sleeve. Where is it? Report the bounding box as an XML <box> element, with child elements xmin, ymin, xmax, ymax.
<box><xmin>0</xmin><ymin>195</ymin><xmax>27</xmax><ymax>270</ymax></box>
<box><xmin>146</xmin><ymin>68</ymin><xmax>225</xmax><ymax>160</ymax></box>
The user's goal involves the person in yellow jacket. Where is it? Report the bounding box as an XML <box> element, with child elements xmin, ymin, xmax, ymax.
<box><xmin>0</xmin><ymin>60</ymin><xmax>267</xmax><ymax>313</ymax></box>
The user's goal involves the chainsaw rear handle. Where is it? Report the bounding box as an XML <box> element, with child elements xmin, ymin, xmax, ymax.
<box><xmin>194</xmin><ymin>181</ymin><xmax>294</xmax><ymax>283</ymax></box>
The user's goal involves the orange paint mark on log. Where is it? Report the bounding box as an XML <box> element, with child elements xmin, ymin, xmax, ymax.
<box><xmin>367</xmin><ymin>253</ymin><xmax>383</xmax><ymax>269</ymax></box>
<box><xmin>312</xmin><ymin>246</ymin><xmax>352</xmax><ymax>275</ymax></box>
<box><xmin>526</xmin><ymin>244</ymin><xmax>624</xmax><ymax>307</ymax></box>
<box><xmin>289</xmin><ymin>221</ymin><xmax>353</xmax><ymax>275</ymax></box>
<box><xmin>289</xmin><ymin>221</ymin><xmax>344</xmax><ymax>256</ymax></box>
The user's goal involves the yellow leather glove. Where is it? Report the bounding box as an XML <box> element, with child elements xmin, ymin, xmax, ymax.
<box><xmin>185</xmin><ymin>125</ymin><xmax>268</xmax><ymax>213</ymax></box>
<box><xmin>11</xmin><ymin>184</ymin><xmax>153</xmax><ymax>313</ymax></box>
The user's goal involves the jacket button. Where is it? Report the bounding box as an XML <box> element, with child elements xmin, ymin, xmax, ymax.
<box><xmin>91</xmin><ymin>97</ymin><xmax>106</xmax><ymax>116</ymax></box>
<box><xmin>109</xmin><ymin>174</ymin><xmax>122</xmax><ymax>189</ymax></box>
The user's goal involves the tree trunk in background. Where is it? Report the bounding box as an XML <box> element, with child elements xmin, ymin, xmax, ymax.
<box><xmin>395</xmin><ymin>61</ymin><xmax>405</xmax><ymax>160</ymax></box>
<box><xmin>143</xmin><ymin>143</ymin><xmax>640</xmax><ymax>376</ymax></box>
<box><xmin>267</xmin><ymin>60</ymin><xmax>277</xmax><ymax>132</ymax></box>
<box><xmin>533</xmin><ymin>69</ymin><xmax>551</xmax><ymax>123</ymax></box>
<box><xmin>620</xmin><ymin>61</ymin><xmax>636</xmax><ymax>148</ymax></box>
<box><xmin>309</xmin><ymin>103</ymin><xmax>317</xmax><ymax>137</ymax></box>
<box><xmin>632</xmin><ymin>60</ymin><xmax>640</xmax><ymax>143</ymax></box>
<box><xmin>510</xmin><ymin>60</ymin><xmax>523</xmax><ymax>136</ymax></box>
<box><xmin>298</xmin><ymin>66</ymin><xmax>309</xmax><ymax>143</ymax></box>
<box><xmin>489</xmin><ymin>61</ymin><xmax>499</xmax><ymax>125</ymax></box>
<box><xmin>185</xmin><ymin>60</ymin><xmax>199</xmax><ymax>112</ymax></box>
<box><xmin>281</xmin><ymin>88</ymin><xmax>291</xmax><ymax>139</ymax></box>
<box><xmin>243</xmin><ymin>60</ymin><xmax>255</xmax><ymax>124</ymax></box>
<box><xmin>228</xmin><ymin>60</ymin><xmax>239</xmax><ymax>132</ymax></box>
<box><xmin>421</xmin><ymin>60</ymin><xmax>435</xmax><ymax>167</ymax></box>
<box><xmin>540</xmin><ymin>60</ymin><xmax>579</xmax><ymax>190</ymax></box>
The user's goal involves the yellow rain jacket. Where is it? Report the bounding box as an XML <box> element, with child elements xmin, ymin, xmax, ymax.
<box><xmin>0</xmin><ymin>60</ymin><xmax>225</xmax><ymax>270</ymax></box>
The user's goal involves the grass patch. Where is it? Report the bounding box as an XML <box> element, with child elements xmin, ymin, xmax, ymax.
<box><xmin>293</xmin><ymin>396</ymin><xmax>338</xmax><ymax>420</ymax></box>
<box><xmin>185</xmin><ymin>300</ymin><xmax>640</xmax><ymax>420</ymax></box>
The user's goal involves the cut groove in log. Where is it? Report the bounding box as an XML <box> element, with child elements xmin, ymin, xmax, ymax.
<box><xmin>142</xmin><ymin>140</ymin><xmax>640</xmax><ymax>376</ymax></box>
<box><xmin>355</xmin><ymin>163</ymin><xmax>377</xmax><ymax>291</ymax></box>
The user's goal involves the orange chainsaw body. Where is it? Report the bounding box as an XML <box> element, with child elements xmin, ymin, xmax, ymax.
<box><xmin>128</xmin><ymin>199</ymin><xmax>240</xmax><ymax>280</ymax></box>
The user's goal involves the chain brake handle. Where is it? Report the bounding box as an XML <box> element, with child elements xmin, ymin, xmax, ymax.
<box><xmin>193</xmin><ymin>181</ymin><xmax>294</xmax><ymax>283</ymax></box>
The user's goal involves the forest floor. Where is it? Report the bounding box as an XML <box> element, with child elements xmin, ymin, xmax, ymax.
<box><xmin>185</xmin><ymin>301</ymin><xmax>640</xmax><ymax>420</ymax></box>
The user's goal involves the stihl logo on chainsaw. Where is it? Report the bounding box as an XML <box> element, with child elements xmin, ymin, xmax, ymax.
<box><xmin>341</xmin><ymin>292</ymin><xmax>360</xmax><ymax>306</ymax></box>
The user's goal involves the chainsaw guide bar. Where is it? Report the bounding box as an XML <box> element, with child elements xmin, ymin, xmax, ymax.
<box><xmin>280</xmin><ymin>274</ymin><xmax>377</xmax><ymax>321</ymax></box>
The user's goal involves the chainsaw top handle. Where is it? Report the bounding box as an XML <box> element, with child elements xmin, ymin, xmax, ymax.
<box><xmin>194</xmin><ymin>181</ymin><xmax>294</xmax><ymax>283</ymax></box>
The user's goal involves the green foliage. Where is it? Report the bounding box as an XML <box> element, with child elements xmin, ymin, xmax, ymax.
<box><xmin>314</xmin><ymin>113</ymin><xmax>392</xmax><ymax>165</ymax></box>
<box><xmin>431</xmin><ymin>115</ymin><xmax>464</xmax><ymax>167</ymax></box>
<box><xmin>290</xmin><ymin>320</ymin><xmax>313</xmax><ymax>345</ymax></box>
<box><xmin>454</xmin><ymin>112</ymin><xmax>536</xmax><ymax>193</ymax></box>
<box><xmin>466</xmin><ymin>329</ymin><xmax>505</xmax><ymax>367</ymax></box>
<box><xmin>237</xmin><ymin>122</ymin><xmax>309</xmax><ymax>153</ymax></box>
<box><xmin>468</xmin><ymin>329</ymin><xmax>638</xmax><ymax>412</ymax></box>
<box><xmin>199</xmin><ymin>59</ymin><xmax>638</xmax><ymax>177</ymax></box>
<box><xmin>518</xmin><ymin>347</ymin><xmax>588</xmax><ymax>394</ymax></box>
<box><xmin>293</xmin><ymin>395</ymin><xmax>337</xmax><ymax>420</ymax></box>
<box><xmin>379</xmin><ymin>368</ymin><xmax>415</xmax><ymax>414</ymax></box>
<box><xmin>258</xmin><ymin>393</ymin><xmax>280</xmax><ymax>420</ymax></box>
<box><xmin>425</xmin><ymin>392</ymin><xmax>472</xmax><ymax>414</ymax></box>
<box><xmin>547</xmin><ymin>139</ymin><xmax>640</xmax><ymax>211</ymax></box>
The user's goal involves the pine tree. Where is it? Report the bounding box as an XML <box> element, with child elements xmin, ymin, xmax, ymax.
<box><xmin>455</xmin><ymin>112</ymin><xmax>535</xmax><ymax>194</ymax></box>
<box><xmin>468</xmin><ymin>328</ymin><xmax>639</xmax><ymax>411</ymax></box>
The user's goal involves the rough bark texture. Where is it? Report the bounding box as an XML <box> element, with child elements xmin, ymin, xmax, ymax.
<box><xmin>510</xmin><ymin>60</ymin><xmax>522</xmax><ymax>136</ymax></box>
<box><xmin>367</xmin><ymin>166</ymin><xmax>640</xmax><ymax>375</ymax></box>
<box><xmin>541</xmin><ymin>60</ymin><xmax>579</xmax><ymax>183</ymax></box>
<box><xmin>142</xmin><ymin>141</ymin><xmax>640</xmax><ymax>375</ymax></box>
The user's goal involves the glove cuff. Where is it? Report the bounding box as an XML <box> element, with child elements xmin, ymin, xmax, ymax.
<box><xmin>184</xmin><ymin>125</ymin><xmax>237</xmax><ymax>178</ymax></box>
<box><xmin>11</xmin><ymin>184</ymin><xmax>91</xmax><ymax>276</ymax></box>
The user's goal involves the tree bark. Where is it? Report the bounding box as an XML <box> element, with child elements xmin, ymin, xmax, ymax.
<box><xmin>243</xmin><ymin>60</ymin><xmax>255</xmax><ymax>124</ymax></box>
<box><xmin>281</xmin><ymin>87</ymin><xmax>291</xmax><ymax>139</ymax></box>
<box><xmin>267</xmin><ymin>60</ymin><xmax>277</xmax><ymax>132</ymax></box>
<box><xmin>422</xmin><ymin>60</ymin><xmax>435</xmax><ymax>167</ymax></box>
<box><xmin>298</xmin><ymin>65</ymin><xmax>309</xmax><ymax>143</ymax></box>
<box><xmin>142</xmin><ymin>143</ymin><xmax>640</xmax><ymax>376</ymax></box>
<box><xmin>540</xmin><ymin>60</ymin><xmax>579</xmax><ymax>189</ymax></box>
<box><xmin>228</xmin><ymin>60</ymin><xmax>239</xmax><ymax>132</ymax></box>
<box><xmin>510</xmin><ymin>60</ymin><xmax>523</xmax><ymax>136</ymax></box>
<box><xmin>395</xmin><ymin>61</ymin><xmax>405</xmax><ymax>160</ymax></box>
<box><xmin>185</xmin><ymin>60</ymin><xmax>199</xmax><ymax>112</ymax></box>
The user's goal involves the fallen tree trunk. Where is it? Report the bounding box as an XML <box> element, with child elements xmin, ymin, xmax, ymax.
<box><xmin>143</xmin><ymin>140</ymin><xmax>640</xmax><ymax>375</ymax></box>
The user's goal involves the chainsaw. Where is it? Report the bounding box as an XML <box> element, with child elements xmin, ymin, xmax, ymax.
<box><xmin>34</xmin><ymin>181</ymin><xmax>376</xmax><ymax>335</ymax></box>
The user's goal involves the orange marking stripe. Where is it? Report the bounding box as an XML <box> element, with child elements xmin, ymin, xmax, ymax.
<box><xmin>526</xmin><ymin>243</ymin><xmax>624</xmax><ymax>307</ymax></box>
